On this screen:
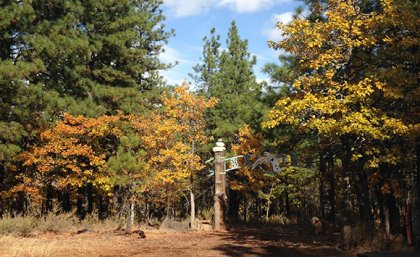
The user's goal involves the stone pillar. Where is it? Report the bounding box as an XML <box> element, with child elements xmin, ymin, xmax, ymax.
<box><xmin>213</xmin><ymin>139</ymin><xmax>227</xmax><ymax>231</ymax></box>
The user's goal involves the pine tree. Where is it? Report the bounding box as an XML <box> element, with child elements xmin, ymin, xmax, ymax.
<box><xmin>0</xmin><ymin>1</ymin><xmax>46</xmax><ymax>215</ymax></box>
<box><xmin>27</xmin><ymin>0</ymin><xmax>173</xmax><ymax>117</ymax></box>
<box><xmin>0</xmin><ymin>0</ymin><xmax>173</xmax><ymax>215</ymax></box>
<box><xmin>194</xmin><ymin>21</ymin><xmax>265</xmax><ymax>146</ymax></box>
<box><xmin>192</xmin><ymin>28</ymin><xmax>221</xmax><ymax>96</ymax></box>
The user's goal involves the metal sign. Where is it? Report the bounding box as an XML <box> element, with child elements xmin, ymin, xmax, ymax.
<box><xmin>206</xmin><ymin>152</ymin><xmax>287</xmax><ymax>174</ymax></box>
<box><xmin>225</xmin><ymin>155</ymin><xmax>244</xmax><ymax>172</ymax></box>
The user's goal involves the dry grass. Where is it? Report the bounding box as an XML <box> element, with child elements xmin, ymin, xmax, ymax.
<box><xmin>0</xmin><ymin>234</ymin><xmax>103</xmax><ymax>257</ymax></box>
<box><xmin>0</xmin><ymin>215</ymin><xmax>37</xmax><ymax>236</ymax></box>
<box><xmin>0</xmin><ymin>213</ymin><xmax>121</xmax><ymax>236</ymax></box>
<box><xmin>0</xmin><ymin>236</ymin><xmax>57</xmax><ymax>257</ymax></box>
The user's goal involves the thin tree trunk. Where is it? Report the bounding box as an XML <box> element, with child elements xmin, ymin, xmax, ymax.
<box><xmin>243</xmin><ymin>198</ymin><xmax>247</xmax><ymax>222</ymax></box>
<box><xmin>0</xmin><ymin>165</ymin><xmax>4</xmax><ymax>218</ymax></box>
<box><xmin>190</xmin><ymin>140</ymin><xmax>196</xmax><ymax>229</ymax></box>
<box><xmin>130</xmin><ymin>200</ymin><xmax>135</xmax><ymax>229</ymax></box>
<box><xmin>384</xmin><ymin>204</ymin><xmax>390</xmax><ymax>248</ymax></box>
<box><xmin>126</xmin><ymin>200</ymin><xmax>132</xmax><ymax>233</ymax></box>
<box><xmin>327</xmin><ymin>152</ymin><xmax>335</xmax><ymax>224</ymax></box>
<box><xmin>166</xmin><ymin>193</ymin><xmax>170</xmax><ymax>219</ymax></box>
<box><xmin>319</xmin><ymin>150</ymin><xmax>326</xmax><ymax>219</ymax></box>
<box><xmin>190</xmin><ymin>182</ymin><xmax>195</xmax><ymax>229</ymax></box>
<box><xmin>266</xmin><ymin>183</ymin><xmax>274</xmax><ymax>220</ymax></box>
<box><xmin>285</xmin><ymin>191</ymin><xmax>290</xmax><ymax>217</ymax></box>
<box><xmin>87</xmin><ymin>183</ymin><xmax>93</xmax><ymax>214</ymax></box>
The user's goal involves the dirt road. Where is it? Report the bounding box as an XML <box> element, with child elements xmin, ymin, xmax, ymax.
<box><xmin>0</xmin><ymin>227</ymin><xmax>354</xmax><ymax>257</ymax></box>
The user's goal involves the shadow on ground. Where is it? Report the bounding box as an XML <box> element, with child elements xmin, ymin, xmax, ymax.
<box><xmin>212</xmin><ymin>226</ymin><xmax>350</xmax><ymax>257</ymax></box>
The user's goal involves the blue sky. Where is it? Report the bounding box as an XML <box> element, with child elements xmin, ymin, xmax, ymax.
<box><xmin>159</xmin><ymin>0</ymin><xmax>301</xmax><ymax>86</ymax></box>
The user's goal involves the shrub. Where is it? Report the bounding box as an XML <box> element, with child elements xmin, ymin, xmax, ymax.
<box><xmin>0</xmin><ymin>215</ymin><xmax>37</xmax><ymax>236</ymax></box>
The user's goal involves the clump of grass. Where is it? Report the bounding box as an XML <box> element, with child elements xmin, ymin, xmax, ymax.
<box><xmin>37</xmin><ymin>212</ymin><xmax>79</xmax><ymax>233</ymax></box>
<box><xmin>0</xmin><ymin>215</ymin><xmax>37</xmax><ymax>236</ymax></box>
<box><xmin>264</xmin><ymin>214</ymin><xmax>291</xmax><ymax>225</ymax></box>
<box><xmin>199</xmin><ymin>208</ymin><xmax>214</xmax><ymax>221</ymax></box>
<box><xmin>79</xmin><ymin>214</ymin><xmax>120</xmax><ymax>233</ymax></box>
<box><xmin>0</xmin><ymin>211</ymin><xmax>122</xmax><ymax>235</ymax></box>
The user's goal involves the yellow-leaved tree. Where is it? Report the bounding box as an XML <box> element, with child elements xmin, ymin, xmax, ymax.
<box><xmin>130</xmin><ymin>83</ymin><xmax>217</xmax><ymax>227</ymax></box>
<box><xmin>230</xmin><ymin>124</ymin><xmax>265</xmax><ymax>222</ymax></box>
<box><xmin>264</xmin><ymin>0</ymin><xmax>419</xmax><ymax>225</ymax></box>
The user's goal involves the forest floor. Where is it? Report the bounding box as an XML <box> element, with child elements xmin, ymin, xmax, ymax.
<box><xmin>0</xmin><ymin>226</ymin><xmax>356</xmax><ymax>257</ymax></box>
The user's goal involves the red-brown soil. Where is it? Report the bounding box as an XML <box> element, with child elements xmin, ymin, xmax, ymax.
<box><xmin>0</xmin><ymin>226</ymin><xmax>355</xmax><ymax>257</ymax></box>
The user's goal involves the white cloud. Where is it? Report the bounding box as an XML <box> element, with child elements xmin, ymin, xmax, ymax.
<box><xmin>256</xmin><ymin>77</ymin><xmax>270</xmax><ymax>84</ymax></box>
<box><xmin>164</xmin><ymin>0</ymin><xmax>216</xmax><ymax>18</ymax></box>
<box><xmin>262</xmin><ymin>9</ymin><xmax>311</xmax><ymax>42</ymax></box>
<box><xmin>164</xmin><ymin>0</ymin><xmax>293</xmax><ymax>17</ymax></box>
<box><xmin>159</xmin><ymin>45</ymin><xmax>195</xmax><ymax>85</ymax></box>
<box><xmin>160</xmin><ymin>69</ymin><xmax>187</xmax><ymax>86</ymax></box>
<box><xmin>272</xmin><ymin>11</ymin><xmax>294</xmax><ymax>24</ymax></box>
<box><xmin>160</xmin><ymin>45</ymin><xmax>193</xmax><ymax>66</ymax></box>
<box><xmin>262</xmin><ymin>11</ymin><xmax>294</xmax><ymax>42</ymax></box>
<box><xmin>219</xmin><ymin>0</ymin><xmax>273</xmax><ymax>13</ymax></box>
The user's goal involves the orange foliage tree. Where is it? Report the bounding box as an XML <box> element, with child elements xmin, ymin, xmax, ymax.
<box><xmin>20</xmin><ymin>114</ymin><xmax>123</xmax><ymax>214</ymax></box>
<box><xmin>130</xmin><ymin>83</ymin><xmax>217</xmax><ymax>226</ymax></box>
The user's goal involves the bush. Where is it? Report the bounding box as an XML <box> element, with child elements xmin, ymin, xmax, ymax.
<box><xmin>0</xmin><ymin>215</ymin><xmax>37</xmax><ymax>236</ymax></box>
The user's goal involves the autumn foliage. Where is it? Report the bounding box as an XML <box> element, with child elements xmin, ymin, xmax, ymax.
<box><xmin>1</xmin><ymin>84</ymin><xmax>216</xmax><ymax>219</ymax></box>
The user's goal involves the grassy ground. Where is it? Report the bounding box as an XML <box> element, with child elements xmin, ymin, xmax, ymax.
<box><xmin>0</xmin><ymin>227</ymin><xmax>356</xmax><ymax>257</ymax></box>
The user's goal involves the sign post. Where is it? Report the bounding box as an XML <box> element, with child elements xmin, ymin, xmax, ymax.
<box><xmin>213</xmin><ymin>139</ymin><xmax>227</xmax><ymax>231</ymax></box>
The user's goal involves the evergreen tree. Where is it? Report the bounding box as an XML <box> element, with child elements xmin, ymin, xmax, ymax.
<box><xmin>194</xmin><ymin>21</ymin><xmax>265</xmax><ymax>146</ymax></box>
<box><xmin>27</xmin><ymin>0</ymin><xmax>173</xmax><ymax>117</ymax></box>
<box><xmin>192</xmin><ymin>28</ymin><xmax>221</xmax><ymax>96</ymax></box>
<box><xmin>0</xmin><ymin>0</ymin><xmax>173</xmax><ymax>215</ymax></box>
<box><xmin>0</xmin><ymin>1</ymin><xmax>46</xmax><ymax>215</ymax></box>
<box><xmin>192</xmin><ymin>21</ymin><xmax>266</xmax><ymax>223</ymax></box>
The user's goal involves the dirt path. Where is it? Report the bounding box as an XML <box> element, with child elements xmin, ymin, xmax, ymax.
<box><xmin>0</xmin><ymin>227</ymin><xmax>355</xmax><ymax>257</ymax></box>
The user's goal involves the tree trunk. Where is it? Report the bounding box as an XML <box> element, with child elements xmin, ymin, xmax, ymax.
<box><xmin>77</xmin><ymin>185</ymin><xmax>88</xmax><ymax>219</ymax></box>
<box><xmin>190</xmin><ymin>175</ymin><xmax>196</xmax><ymax>229</ymax></box>
<box><xmin>285</xmin><ymin>191</ymin><xmax>291</xmax><ymax>217</ymax></box>
<box><xmin>131</xmin><ymin>200</ymin><xmax>135</xmax><ymax>228</ymax></box>
<box><xmin>59</xmin><ymin>191</ymin><xmax>71</xmax><ymax>212</ymax></box>
<box><xmin>384</xmin><ymin>204</ymin><xmax>391</xmax><ymax>248</ymax></box>
<box><xmin>98</xmin><ymin>196</ymin><xmax>109</xmax><ymax>220</ymax></box>
<box><xmin>228</xmin><ymin>189</ymin><xmax>240</xmax><ymax>223</ymax></box>
<box><xmin>353</xmin><ymin>168</ymin><xmax>373</xmax><ymax>226</ymax></box>
<box><xmin>342</xmin><ymin>136</ymin><xmax>373</xmax><ymax>226</ymax></box>
<box><xmin>44</xmin><ymin>187</ymin><xmax>53</xmax><ymax>215</ymax></box>
<box><xmin>0</xmin><ymin>165</ymin><xmax>4</xmax><ymax>218</ymax></box>
<box><xmin>266</xmin><ymin>183</ymin><xmax>274</xmax><ymax>220</ymax></box>
<box><xmin>417</xmin><ymin>136</ymin><xmax>420</xmax><ymax>187</ymax></box>
<box><xmin>190</xmin><ymin>141</ymin><xmax>196</xmax><ymax>229</ymax></box>
<box><xmin>166</xmin><ymin>192</ymin><xmax>170</xmax><ymax>219</ymax></box>
<box><xmin>415</xmin><ymin>137</ymin><xmax>420</xmax><ymax>248</ymax></box>
<box><xmin>126</xmin><ymin>198</ymin><xmax>134</xmax><ymax>233</ymax></box>
<box><xmin>385</xmin><ymin>193</ymin><xmax>400</xmax><ymax>234</ymax></box>
<box><xmin>243</xmin><ymin>198</ymin><xmax>247</xmax><ymax>222</ymax></box>
<box><xmin>327</xmin><ymin>152</ymin><xmax>335</xmax><ymax>224</ymax></box>
<box><xmin>319</xmin><ymin>150</ymin><xmax>326</xmax><ymax>219</ymax></box>
<box><xmin>87</xmin><ymin>183</ymin><xmax>93</xmax><ymax>214</ymax></box>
